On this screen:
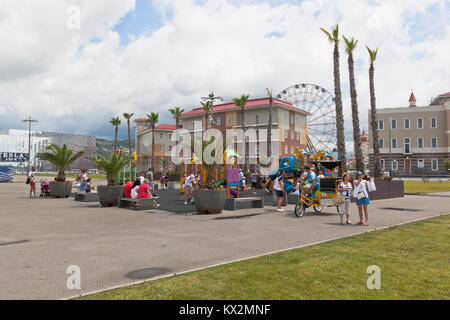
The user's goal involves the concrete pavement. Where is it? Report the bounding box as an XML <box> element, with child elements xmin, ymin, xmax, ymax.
<box><xmin>0</xmin><ymin>178</ymin><xmax>448</xmax><ymax>299</ymax></box>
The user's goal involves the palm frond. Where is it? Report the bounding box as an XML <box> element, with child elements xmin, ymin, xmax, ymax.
<box><xmin>265</xmin><ymin>88</ymin><xmax>272</xmax><ymax>98</ymax></box>
<box><xmin>343</xmin><ymin>35</ymin><xmax>358</xmax><ymax>54</ymax></box>
<box><xmin>366</xmin><ymin>46</ymin><xmax>378</xmax><ymax>63</ymax></box>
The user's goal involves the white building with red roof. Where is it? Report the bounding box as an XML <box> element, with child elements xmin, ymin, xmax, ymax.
<box><xmin>134</xmin><ymin>119</ymin><xmax>177</xmax><ymax>172</ymax></box>
<box><xmin>179</xmin><ymin>97</ymin><xmax>310</xmax><ymax>170</ymax></box>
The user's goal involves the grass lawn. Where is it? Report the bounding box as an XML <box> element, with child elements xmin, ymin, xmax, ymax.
<box><xmin>403</xmin><ymin>181</ymin><xmax>450</xmax><ymax>194</ymax></box>
<box><xmin>82</xmin><ymin>215</ymin><xmax>450</xmax><ymax>300</ymax></box>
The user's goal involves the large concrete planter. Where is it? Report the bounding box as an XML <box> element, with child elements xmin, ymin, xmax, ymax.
<box><xmin>194</xmin><ymin>189</ymin><xmax>226</xmax><ymax>215</ymax></box>
<box><xmin>97</xmin><ymin>185</ymin><xmax>124</xmax><ymax>207</ymax></box>
<box><xmin>369</xmin><ymin>180</ymin><xmax>404</xmax><ymax>200</ymax></box>
<box><xmin>49</xmin><ymin>181</ymin><xmax>72</xmax><ymax>198</ymax></box>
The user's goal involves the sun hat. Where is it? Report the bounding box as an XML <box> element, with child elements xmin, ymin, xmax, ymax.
<box><xmin>356</xmin><ymin>171</ymin><xmax>364</xmax><ymax>176</ymax></box>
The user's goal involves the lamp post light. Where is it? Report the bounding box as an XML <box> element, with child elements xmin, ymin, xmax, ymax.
<box><xmin>21</xmin><ymin>116</ymin><xmax>38</xmax><ymax>174</ymax></box>
<box><xmin>201</xmin><ymin>91</ymin><xmax>223</xmax><ymax>128</ymax></box>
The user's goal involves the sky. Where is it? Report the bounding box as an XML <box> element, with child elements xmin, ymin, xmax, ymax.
<box><xmin>0</xmin><ymin>0</ymin><xmax>449</xmax><ymax>150</ymax></box>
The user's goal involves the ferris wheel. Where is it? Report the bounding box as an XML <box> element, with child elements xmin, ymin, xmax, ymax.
<box><xmin>277</xmin><ymin>83</ymin><xmax>337</xmax><ymax>154</ymax></box>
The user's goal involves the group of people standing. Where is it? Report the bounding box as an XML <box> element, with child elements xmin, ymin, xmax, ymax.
<box><xmin>272</xmin><ymin>166</ymin><xmax>371</xmax><ymax>226</ymax></box>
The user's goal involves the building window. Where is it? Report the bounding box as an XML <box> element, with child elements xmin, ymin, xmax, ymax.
<box><xmin>160</xmin><ymin>133</ymin><xmax>163</xmax><ymax>139</ymax></box>
<box><xmin>284</xmin><ymin>145</ymin><xmax>288</xmax><ymax>154</ymax></box>
<box><xmin>285</xmin><ymin>114</ymin><xmax>288</xmax><ymax>123</ymax></box>
<box><xmin>431</xmin><ymin>137</ymin><xmax>437</xmax><ymax>149</ymax></box>
<box><xmin>228</xmin><ymin>116</ymin><xmax>232</xmax><ymax>125</ymax></box>
<box><xmin>379</xmin><ymin>139</ymin><xmax>384</xmax><ymax>149</ymax></box>
<box><xmin>417</xmin><ymin>138</ymin><xmax>424</xmax><ymax>149</ymax></box>
<box><xmin>290</xmin><ymin>130</ymin><xmax>294</xmax><ymax>140</ymax></box>
<box><xmin>168</xmin><ymin>146</ymin><xmax>172</xmax><ymax>152</ymax></box>
<box><xmin>284</xmin><ymin>130</ymin><xmax>288</xmax><ymax>139</ymax></box>
<box><xmin>432</xmin><ymin>159</ymin><xmax>438</xmax><ymax>171</ymax></box>
<box><xmin>404</xmin><ymin>118</ymin><xmax>410</xmax><ymax>129</ymax></box>
<box><xmin>160</xmin><ymin>145</ymin><xmax>163</xmax><ymax>152</ymax></box>
<box><xmin>430</xmin><ymin>117</ymin><xmax>437</xmax><ymax>128</ymax></box>
<box><xmin>417</xmin><ymin>118</ymin><xmax>423</xmax><ymax>129</ymax></box>
<box><xmin>391</xmin><ymin>119</ymin><xmax>397</xmax><ymax>130</ymax></box>
<box><xmin>296</xmin><ymin>132</ymin><xmax>300</xmax><ymax>141</ymax></box>
<box><xmin>291</xmin><ymin>146</ymin><xmax>295</xmax><ymax>154</ymax></box>
<box><xmin>216</xmin><ymin>117</ymin><xmax>221</xmax><ymax>125</ymax></box>
<box><xmin>378</xmin><ymin>120</ymin><xmax>384</xmax><ymax>130</ymax></box>
<box><xmin>290</xmin><ymin>115</ymin><xmax>294</xmax><ymax>125</ymax></box>
<box><xmin>392</xmin><ymin>138</ymin><xmax>397</xmax><ymax>149</ymax></box>
<box><xmin>417</xmin><ymin>159</ymin><xmax>424</xmax><ymax>168</ymax></box>
<box><xmin>404</xmin><ymin>138</ymin><xmax>411</xmax><ymax>154</ymax></box>
<box><xmin>296</xmin><ymin>117</ymin><xmax>299</xmax><ymax>125</ymax></box>
<box><xmin>380</xmin><ymin>159</ymin><xmax>385</xmax><ymax>170</ymax></box>
<box><xmin>392</xmin><ymin>160</ymin><xmax>398</xmax><ymax>171</ymax></box>
<box><xmin>168</xmin><ymin>133</ymin><xmax>172</xmax><ymax>140</ymax></box>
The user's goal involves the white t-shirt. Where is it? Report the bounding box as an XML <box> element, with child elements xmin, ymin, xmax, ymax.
<box><xmin>131</xmin><ymin>186</ymin><xmax>140</xmax><ymax>199</ymax></box>
<box><xmin>28</xmin><ymin>171</ymin><xmax>35</xmax><ymax>182</ymax></box>
<box><xmin>353</xmin><ymin>180</ymin><xmax>368</xmax><ymax>198</ymax></box>
<box><xmin>273</xmin><ymin>177</ymin><xmax>283</xmax><ymax>191</ymax></box>
<box><xmin>339</xmin><ymin>182</ymin><xmax>353</xmax><ymax>201</ymax></box>
<box><xmin>139</xmin><ymin>176</ymin><xmax>145</xmax><ymax>185</ymax></box>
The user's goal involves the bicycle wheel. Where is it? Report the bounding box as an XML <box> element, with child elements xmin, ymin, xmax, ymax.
<box><xmin>294</xmin><ymin>203</ymin><xmax>306</xmax><ymax>218</ymax></box>
<box><xmin>313</xmin><ymin>205</ymin><xmax>323</xmax><ymax>213</ymax></box>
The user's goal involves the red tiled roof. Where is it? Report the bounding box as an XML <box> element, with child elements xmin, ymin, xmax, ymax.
<box><xmin>409</xmin><ymin>92</ymin><xmax>416</xmax><ymax>102</ymax></box>
<box><xmin>438</xmin><ymin>92</ymin><xmax>450</xmax><ymax>97</ymax></box>
<box><xmin>179</xmin><ymin>98</ymin><xmax>310</xmax><ymax>118</ymax></box>
<box><xmin>155</xmin><ymin>124</ymin><xmax>176</xmax><ymax>130</ymax></box>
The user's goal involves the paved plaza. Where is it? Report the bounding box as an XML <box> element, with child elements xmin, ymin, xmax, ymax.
<box><xmin>0</xmin><ymin>177</ymin><xmax>448</xmax><ymax>299</ymax></box>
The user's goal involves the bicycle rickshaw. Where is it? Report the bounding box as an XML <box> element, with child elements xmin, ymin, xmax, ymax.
<box><xmin>294</xmin><ymin>160</ymin><xmax>343</xmax><ymax>218</ymax></box>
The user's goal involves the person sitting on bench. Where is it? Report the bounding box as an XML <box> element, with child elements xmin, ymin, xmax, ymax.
<box><xmin>302</xmin><ymin>166</ymin><xmax>318</xmax><ymax>197</ymax></box>
<box><xmin>138</xmin><ymin>179</ymin><xmax>160</xmax><ymax>208</ymax></box>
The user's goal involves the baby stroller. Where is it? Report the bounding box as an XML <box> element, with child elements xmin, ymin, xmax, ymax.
<box><xmin>40</xmin><ymin>180</ymin><xmax>50</xmax><ymax>197</ymax></box>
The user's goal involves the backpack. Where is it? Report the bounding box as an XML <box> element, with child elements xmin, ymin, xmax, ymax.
<box><xmin>26</xmin><ymin>178</ymin><xmax>30</xmax><ymax>185</ymax></box>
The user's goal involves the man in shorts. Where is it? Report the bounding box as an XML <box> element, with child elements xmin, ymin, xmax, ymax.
<box><xmin>146</xmin><ymin>168</ymin><xmax>154</xmax><ymax>193</ymax></box>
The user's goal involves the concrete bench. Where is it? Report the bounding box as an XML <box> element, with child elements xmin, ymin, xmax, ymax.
<box><xmin>224</xmin><ymin>197</ymin><xmax>264</xmax><ymax>210</ymax></box>
<box><xmin>74</xmin><ymin>192</ymin><xmax>99</xmax><ymax>202</ymax></box>
<box><xmin>119</xmin><ymin>197</ymin><xmax>160</xmax><ymax>210</ymax></box>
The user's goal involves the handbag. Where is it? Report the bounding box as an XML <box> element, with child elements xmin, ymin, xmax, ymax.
<box><xmin>368</xmin><ymin>179</ymin><xmax>377</xmax><ymax>192</ymax></box>
<box><xmin>334</xmin><ymin>195</ymin><xmax>345</xmax><ymax>205</ymax></box>
<box><xmin>356</xmin><ymin>192</ymin><xmax>366</xmax><ymax>200</ymax></box>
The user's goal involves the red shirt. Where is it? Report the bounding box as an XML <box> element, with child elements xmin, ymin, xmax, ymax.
<box><xmin>124</xmin><ymin>182</ymin><xmax>133</xmax><ymax>198</ymax></box>
<box><xmin>138</xmin><ymin>184</ymin><xmax>150</xmax><ymax>199</ymax></box>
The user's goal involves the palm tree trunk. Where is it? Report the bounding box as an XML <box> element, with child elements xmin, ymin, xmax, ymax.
<box><xmin>241</xmin><ymin>107</ymin><xmax>247</xmax><ymax>171</ymax></box>
<box><xmin>127</xmin><ymin>119</ymin><xmax>132</xmax><ymax>180</ymax></box>
<box><xmin>369</xmin><ymin>62</ymin><xmax>382</xmax><ymax>178</ymax></box>
<box><xmin>348</xmin><ymin>52</ymin><xmax>364</xmax><ymax>172</ymax></box>
<box><xmin>333</xmin><ymin>43</ymin><xmax>347</xmax><ymax>175</ymax></box>
<box><xmin>114</xmin><ymin>126</ymin><xmax>118</xmax><ymax>152</ymax></box>
<box><xmin>151</xmin><ymin>125</ymin><xmax>155</xmax><ymax>170</ymax></box>
<box><xmin>267</xmin><ymin>96</ymin><xmax>272</xmax><ymax>164</ymax></box>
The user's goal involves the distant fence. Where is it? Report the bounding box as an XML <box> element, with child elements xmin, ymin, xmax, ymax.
<box><xmin>0</xmin><ymin>166</ymin><xmax>14</xmax><ymax>182</ymax></box>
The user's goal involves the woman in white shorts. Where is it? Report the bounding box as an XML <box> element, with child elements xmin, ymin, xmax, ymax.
<box><xmin>338</xmin><ymin>172</ymin><xmax>353</xmax><ymax>225</ymax></box>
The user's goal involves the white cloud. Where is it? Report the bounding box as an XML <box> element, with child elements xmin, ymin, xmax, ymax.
<box><xmin>0</xmin><ymin>0</ymin><xmax>449</xmax><ymax>141</ymax></box>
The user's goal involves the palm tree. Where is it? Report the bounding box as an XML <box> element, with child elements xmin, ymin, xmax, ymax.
<box><xmin>90</xmin><ymin>151</ymin><xmax>131</xmax><ymax>186</ymax></box>
<box><xmin>200</xmin><ymin>101</ymin><xmax>212</xmax><ymax>130</ymax></box>
<box><xmin>265</xmin><ymin>88</ymin><xmax>273</xmax><ymax>166</ymax></box>
<box><xmin>233</xmin><ymin>94</ymin><xmax>250</xmax><ymax>171</ymax></box>
<box><xmin>37</xmin><ymin>144</ymin><xmax>84</xmax><ymax>182</ymax></box>
<box><xmin>169</xmin><ymin>106</ymin><xmax>185</xmax><ymax>128</ymax></box>
<box><xmin>110</xmin><ymin>117</ymin><xmax>121</xmax><ymax>152</ymax></box>
<box><xmin>146</xmin><ymin>112</ymin><xmax>159</xmax><ymax>170</ymax></box>
<box><xmin>321</xmin><ymin>25</ymin><xmax>347</xmax><ymax>174</ymax></box>
<box><xmin>367</xmin><ymin>46</ymin><xmax>382</xmax><ymax>178</ymax></box>
<box><xmin>123</xmin><ymin>112</ymin><xmax>134</xmax><ymax>180</ymax></box>
<box><xmin>343</xmin><ymin>35</ymin><xmax>364</xmax><ymax>172</ymax></box>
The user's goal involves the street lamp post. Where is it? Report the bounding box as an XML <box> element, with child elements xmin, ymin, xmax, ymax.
<box><xmin>21</xmin><ymin>116</ymin><xmax>38</xmax><ymax>174</ymax></box>
<box><xmin>201</xmin><ymin>91</ymin><xmax>223</xmax><ymax>129</ymax></box>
